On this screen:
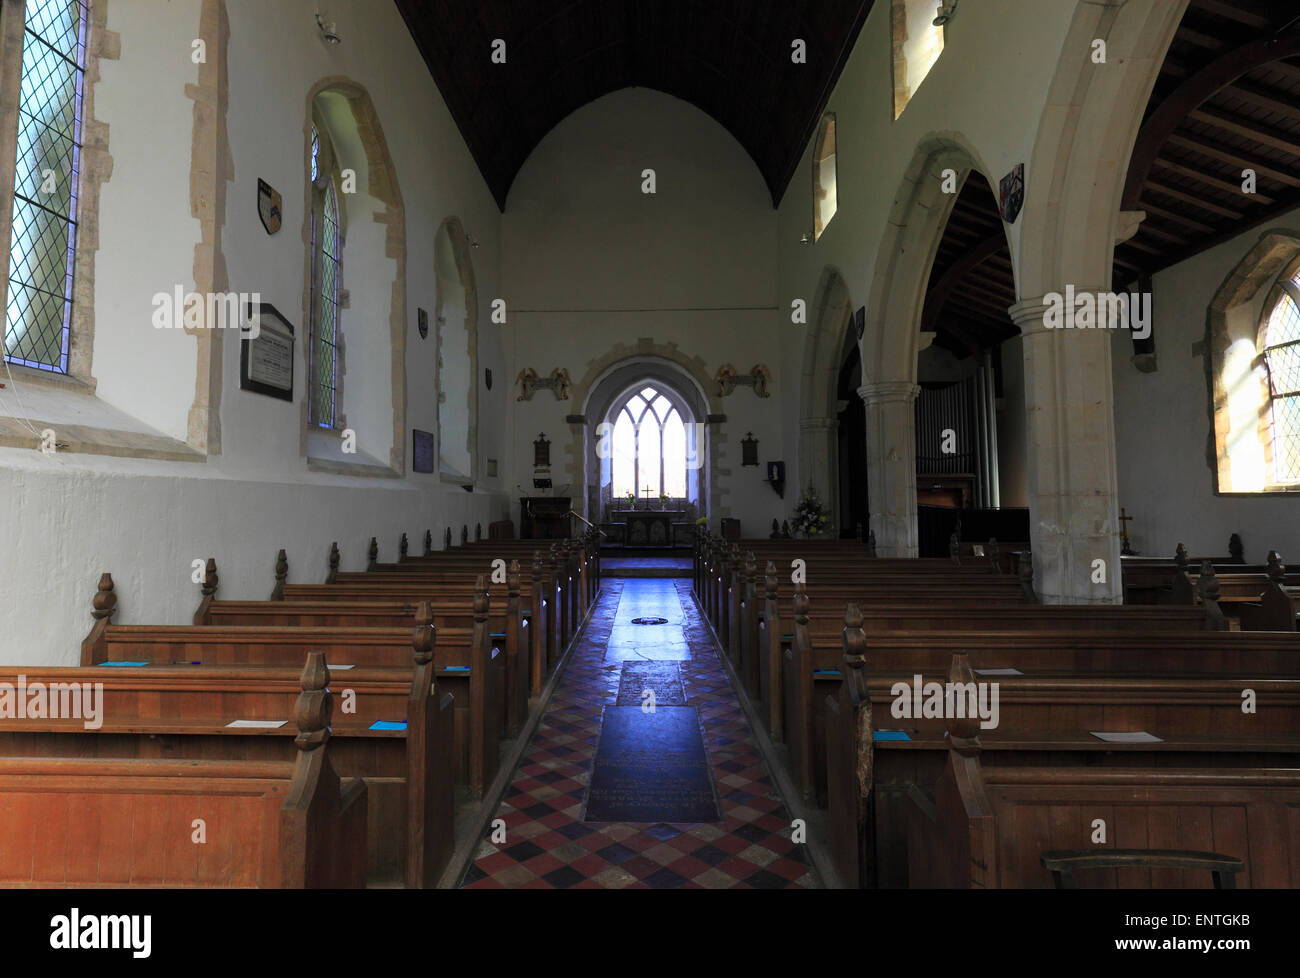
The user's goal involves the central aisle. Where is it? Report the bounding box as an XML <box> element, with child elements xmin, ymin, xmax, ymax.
<box><xmin>458</xmin><ymin>578</ymin><xmax>821</xmax><ymax>889</ymax></box>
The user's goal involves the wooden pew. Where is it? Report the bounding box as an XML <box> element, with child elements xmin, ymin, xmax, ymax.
<box><xmin>307</xmin><ymin>540</ymin><xmax>563</xmax><ymax>701</ymax></box>
<box><xmin>792</xmin><ymin>598</ymin><xmax>1300</xmax><ymax>815</ymax></box>
<box><xmin>909</xmin><ymin>725</ymin><xmax>1300</xmax><ymax>888</ymax></box>
<box><xmin>0</xmin><ymin>652</ymin><xmax>368</xmax><ymax>888</ymax></box>
<box><xmin>822</xmin><ymin>610</ymin><xmax>1300</xmax><ymax>887</ymax></box>
<box><xmin>1230</xmin><ymin>553</ymin><xmax>1300</xmax><ymax>632</ymax></box>
<box><xmin>200</xmin><ymin>553</ymin><xmax>531</xmax><ymax>739</ymax></box>
<box><xmin>84</xmin><ymin>574</ymin><xmax>502</xmax><ymax>801</ymax></box>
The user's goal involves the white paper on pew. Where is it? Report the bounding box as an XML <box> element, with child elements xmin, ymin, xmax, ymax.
<box><xmin>1090</xmin><ymin>731</ymin><xmax>1163</xmax><ymax>743</ymax></box>
<box><xmin>226</xmin><ymin>720</ymin><xmax>288</xmax><ymax>729</ymax></box>
<box><xmin>328</xmin><ymin>664</ymin><xmax>354</xmax><ymax>670</ymax></box>
<box><xmin>974</xmin><ymin>668</ymin><xmax>1022</xmax><ymax>676</ymax></box>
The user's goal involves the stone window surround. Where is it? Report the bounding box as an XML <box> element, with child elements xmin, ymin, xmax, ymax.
<box><xmin>298</xmin><ymin>77</ymin><xmax>408</xmax><ymax>479</ymax></box>
<box><xmin>1207</xmin><ymin>229</ymin><xmax>1300</xmax><ymax>496</ymax></box>
<box><xmin>0</xmin><ymin>1</ymin><xmax>195</xmax><ymax>461</ymax></box>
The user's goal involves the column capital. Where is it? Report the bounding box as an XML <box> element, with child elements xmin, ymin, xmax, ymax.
<box><xmin>799</xmin><ymin>416</ymin><xmax>836</xmax><ymax>432</ymax></box>
<box><xmin>857</xmin><ymin>381</ymin><xmax>920</xmax><ymax>406</ymax></box>
<box><xmin>1009</xmin><ymin>289</ymin><xmax>1113</xmax><ymax>337</ymax></box>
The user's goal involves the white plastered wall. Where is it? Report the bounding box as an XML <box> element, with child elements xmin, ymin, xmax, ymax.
<box><xmin>0</xmin><ymin>0</ymin><xmax>507</xmax><ymax>664</ymax></box>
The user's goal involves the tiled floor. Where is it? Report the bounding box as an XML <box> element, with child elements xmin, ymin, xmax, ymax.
<box><xmin>458</xmin><ymin>577</ymin><xmax>820</xmax><ymax>889</ymax></box>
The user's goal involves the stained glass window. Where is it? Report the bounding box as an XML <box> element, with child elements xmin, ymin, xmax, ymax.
<box><xmin>1264</xmin><ymin>279</ymin><xmax>1300</xmax><ymax>484</ymax></box>
<box><xmin>5</xmin><ymin>0</ymin><xmax>88</xmax><ymax>373</ymax></box>
<box><xmin>313</xmin><ymin>180</ymin><xmax>340</xmax><ymax>427</ymax></box>
<box><xmin>610</xmin><ymin>384</ymin><xmax>689</xmax><ymax>499</ymax></box>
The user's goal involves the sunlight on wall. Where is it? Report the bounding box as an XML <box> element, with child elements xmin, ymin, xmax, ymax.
<box><xmin>1224</xmin><ymin>338</ymin><xmax>1266</xmax><ymax>492</ymax></box>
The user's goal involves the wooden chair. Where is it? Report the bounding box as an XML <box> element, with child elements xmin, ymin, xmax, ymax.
<box><xmin>1041</xmin><ymin>850</ymin><xmax>1245</xmax><ymax>889</ymax></box>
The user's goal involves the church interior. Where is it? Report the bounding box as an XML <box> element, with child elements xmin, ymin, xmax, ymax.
<box><xmin>2</xmin><ymin>0</ymin><xmax>1300</xmax><ymax>912</ymax></box>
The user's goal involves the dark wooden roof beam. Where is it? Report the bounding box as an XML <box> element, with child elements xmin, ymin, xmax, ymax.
<box><xmin>1150</xmin><ymin>156</ymin><xmax>1276</xmax><ymax>204</ymax></box>
<box><xmin>1138</xmin><ymin>200</ymin><xmax>1218</xmax><ymax>234</ymax></box>
<box><xmin>1165</xmin><ymin>132</ymin><xmax>1300</xmax><ymax>188</ymax></box>
<box><xmin>1121</xmin><ymin>29</ymin><xmax>1300</xmax><ymax>209</ymax></box>
<box><xmin>1189</xmin><ymin>105</ymin><xmax>1300</xmax><ymax>156</ymax></box>
<box><xmin>1146</xmin><ymin>179</ymin><xmax>1243</xmax><ymax>219</ymax></box>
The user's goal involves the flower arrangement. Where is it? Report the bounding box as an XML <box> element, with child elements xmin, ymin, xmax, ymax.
<box><xmin>791</xmin><ymin>485</ymin><xmax>829</xmax><ymax>538</ymax></box>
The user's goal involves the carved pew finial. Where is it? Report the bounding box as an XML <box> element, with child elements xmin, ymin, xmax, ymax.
<box><xmin>1229</xmin><ymin>532</ymin><xmax>1245</xmax><ymax>564</ymax></box>
<box><xmin>842</xmin><ymin>602</ymin><xmax>867</xmax><ymax>704</ymax></box>
<box><xmin>781</xmin><ymin>519</ymin><xmax>791</xmax><ymax>539</ymax></box>
<box><xmin>855</xmin><ymin>522</ymin><xmax>863</xmax><ymax>544</ymax></box>
<box><xmin>424</xmin><ymin>529</ymin><xmax>433</xmax><ymax>557</ymax></box>
<box><xmin>461</xmin><ymin>525</ymin><xmax>469</xmax><ymax>546</ymax></box>
<box><xmin>867</xmin><ymin>529</ymin><xmax>877</xmax><ymax>558</ymax></box>
<box><xmin>201</xmin><ymin>558</ymin><xmax>219</xmax><ymax>599</ymax></box>
<box><xmin>444</xmin><ymin>527</ymin><xmax>452</xmax><ymax>550</ymax></box>
<box><xmin>270</xmin><ymin>549</ymin><xmax>289</xmax><ymax>601</ymax></box>
<box><xmin>1267</xmin><ymin>550</ymin><xmax>1286</xmax><ymax>583</ymax></box>
<box><xmin>1018</xmin><ymin>551</ymin><xmax>1037</xmax><ymax>603</ymax></box>
<box><xmin>476</xmin><ymin>522</ymin><xmax>483</xmax><ymax>542</ymax></box>
<box><xmin>793</xmin><ymin>582</ymin><xmax>809</xmax><ymax>624</ymax></box>
<box><xmin>412</xmin><ymin>600</ymin><xmax>435</xmax><ymax>665</ymax></box>
<box><xmin>399</xmin><ymin>532</ymin><xmax>409</xmax><ymax>562</ymax></box>
<box><xmin>327</xmin><ymin>542</ymin><xmax>340</xmax><ymax>584</ymax></box>
<box><xmin>765</xmin><ymin>561</ymin><xmax>778</xmax><ymax>600</ymax></box>
<box><xmin>508</xmin><ymin>559</ymin><xmax>521</xmax><ymax>598</ymax></box>
<box><xmin>770</xmin><ymin>518</ymin><xmax>780</xmax><ymax>540</ymax></box>
<box><xmin>1196</xmin><ymin>559</ymin><xmax>1229</xmax><ymax>631</ymax></box>
<box><xmin>1174</xmin><ymin>542</ymin><xmax>1189</xmax><ymax>571</ymax></box>
<box><xmin>92</xmin><ymin>573</ymin><xmax>117</xmax><ymax>622</ymax></box>
<box><xmin>949</xmin><ymin>530</ymin><xmax>961</xmax><ymax>565</ymax></box>
<box><xmin>367</xmin><ymin>537</ymin><xmax>379</xmax><ymax>570</ymax></box>
<box><xmin>294</xmin><ymin>651</ymin><xmax>332</xmax><ymax>752</ymax></box>
<box><xmin>474</xmin><ymin>574</ymin><xmax>490</xmax><ymax>622</ymax></box>
<box><xmin>987</xmin><ymin>537</ymin><xmax>1000</xmax><ymax>573</ymax></box>
<box><xmin>81</xmin><ymin>573</ymin><xmax>118</xmax><ymax>666</ymax></box>
<box><xmin>945</xmin><ymin>652</ymin><xmax>982</xmax><ymax>749</ymax></box>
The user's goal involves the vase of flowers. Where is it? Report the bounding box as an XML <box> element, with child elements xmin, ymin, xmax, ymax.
<box><xmin>791</xmin><ymin>485</ymin><xmax>829</xmax><ymax>538</ymax></box>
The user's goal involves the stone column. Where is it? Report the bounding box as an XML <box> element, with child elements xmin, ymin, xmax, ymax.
<box><xmin>1009</xmin><ymin>295</ymin><xmax>1122</xmax><ymax>604</ymax></box>
<box><xmin>798</xmin><ymin>416</ymin><xmax>838</xmax><ymax>535</ymax></box>
<box><xmin>858</xmin><ymin>381</ymin><xmax>920</xmax><ymax>557</ymax></box>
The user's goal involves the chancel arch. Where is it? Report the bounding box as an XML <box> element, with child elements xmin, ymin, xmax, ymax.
<box><xmin>576</xmin><ymin>354</ymin><xmax>714</xmax><ymax>531</ymax></box>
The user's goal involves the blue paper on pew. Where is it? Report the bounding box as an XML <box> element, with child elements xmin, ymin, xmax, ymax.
<box><xmin>781</xmin><ymin>634</ymin><xmax>794</xmax><ymax>641</ymax></box>
<box><xmin>369</xmin><ymin>720</ymin><xmax>407</xmax><ymax>731</ymax></box>
<box><xmin>814</xmin><ymin>669</ymin><xmax>841</xmax><ymax>676</ymax></box>
<box><xmin>445</xmin><ymin>666</ymin><xmax>469</xmax><ymax>672</ymax></box>
<box><xmin>102</xmin><ymin>661</ymin><xmax>149</xmax><ymax>667</ymax></box>
<box><xmin>873</xmin><ymin>730</ymin><xmax>911</xmax><ymax>741</ymax></box>
<box><xmin>490</xmin><ymin>632</ymin><xmax>506</xmax><ymax>640</ymax></box>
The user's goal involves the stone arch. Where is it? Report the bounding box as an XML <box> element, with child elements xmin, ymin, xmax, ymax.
<box><xmin>569</xmin><ymin>340</ymin><xmax>721</xmax><ymax>524</ymax></box>
<box><xmin>299</xmin><ymin>76</ymin><xmax>407</xmax><ymax>474</ymax></box>
<box><xmin>1018</xmin><ymin>0</ymin><xmax>1187</xmax><ymax>297</ymax></box>
<box><xmin>799</xmin><ymin>266</ymin><xmax>854</xmax><ymax>536</ymax></box>
<box><xmin>1008</xmin><ymin>0</ymin><xmax>1186</xmax><ymax>602</ymax></box>
<box><xmin>857</xmin><ymin>132</ymin><xmax>1002</xmax><ymax>554</ymax></box>
<box><xmin>434</xmin><ymin>215</ymin><xmax>479</xmax><ymax>484</ymax></box>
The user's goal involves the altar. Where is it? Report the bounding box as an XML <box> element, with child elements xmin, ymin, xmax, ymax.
<box><xmin>613</xmin><ymin>509</ymin><xmax>685</xmax><ymax>547</ymax></box>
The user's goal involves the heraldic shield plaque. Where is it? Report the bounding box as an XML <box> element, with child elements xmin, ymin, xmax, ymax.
<box><xmin>258</xmin><ymin>178</ymin><xmax>282</xmax><ymax>234</ymax></box>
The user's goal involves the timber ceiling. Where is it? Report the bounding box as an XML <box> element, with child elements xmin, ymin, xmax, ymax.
<box><xmin>392</xmin><ymin>0</ymin><xmax>875</xmax><ymax>210</ymax></box>
<box><xmin>921</xmin><ymin>171</ymin><xmax>1019</xmax><ymax>360</ymax></box>
<box><xmin>1114</xmin><ymin>0</ymin><xmax>1300</xmax><ymax>284</ymax></box>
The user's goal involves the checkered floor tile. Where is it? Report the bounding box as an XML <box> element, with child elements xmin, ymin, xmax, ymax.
<box><xmin>458</xmin><ymin>578</ymin><xmax>821</xmax><ymax>889</ymax></box>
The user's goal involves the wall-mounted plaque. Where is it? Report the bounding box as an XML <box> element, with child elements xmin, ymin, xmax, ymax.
<box><xmin>412</xmin><ymin>429</ymin><xmax>435</xmax><ymax>473</ymax></box>
<box><xmin>239</xmin><ymin>302</ymin><xmax>294</xmax><ymax>401</ymax></box>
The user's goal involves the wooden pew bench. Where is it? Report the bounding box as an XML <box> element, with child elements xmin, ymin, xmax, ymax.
<box><xmin>0</xmin><ymin>653</ymin><xmax>367</xmax><ymax>888</ymax></box>
<box><xmin>85</xmin><ymin>578</ymin><xmax>502</xmax><ymax>800</ymax></box>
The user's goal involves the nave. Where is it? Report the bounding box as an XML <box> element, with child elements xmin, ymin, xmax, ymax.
<box><xmin>460</xmin><ymin>578</ymin><xmax>818</xmax><ymax>889</ymax></box>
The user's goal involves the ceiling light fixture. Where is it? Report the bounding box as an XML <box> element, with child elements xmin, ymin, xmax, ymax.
<box><xmin>933</xmin><ymin>0</ymin><xmax>959</xmax><ymax>27</ymax></box>
<box><xmin>316</xmin><ymin>13</ymin><xmax>342</xmax><ymax>44</ymax></box>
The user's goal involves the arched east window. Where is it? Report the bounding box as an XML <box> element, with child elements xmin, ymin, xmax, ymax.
<box><xmin>610</xmin><ymin>385</ymin><xmax>688</xmax><ymax>502</ymax></box>
<box><xmin>1262</xmin><ymin>275</ymin><xmax>1300</xmax><ymax>485</ymax></box>
<box><xmin>3</xmin><ymin>0</ymin><xmax>89</xmax><ymax>373</ymax></box>
<box><xmin>309</xmin><ymin>124</ymin><xmax>342</xmax><ymax>428</ymax></box>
